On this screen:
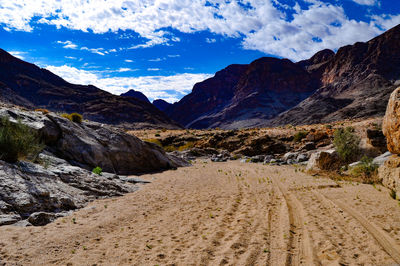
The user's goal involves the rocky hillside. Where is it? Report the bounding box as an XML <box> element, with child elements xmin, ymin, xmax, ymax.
<box><xmin>0</xmin><ymin>105</ymin><xmax>187</xmax><ymax>226</ymax></box>
<box><xmin>153</xmin><ymin>99</ymin><xmax>172</xmax><ymax>112</ymax></box>
<box><xmin>121</xmin><ymin>89</ymin><xmax>150</xmax><ymax>103</ymax></box>
<box><xmin>270</xmin><ymin>24</ymin><xmax>400</xmax><ymax>126</ymax></box>
<box><xmin>0</xmin><ymin>49</ymin><xmax>181</xmax><ymax>129</ymax></box>
<box><xmin>166</xmin><ymin>24</ymin><xmax>400</xmax><ymax>129</ymax></box>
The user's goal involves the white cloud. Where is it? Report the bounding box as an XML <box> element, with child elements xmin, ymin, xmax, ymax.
<box><xmin>45</xmin><ymin>64</ymin><xmax>212</xmax><ymax>103</ymax></box>
<box><xmin>148</xmin><ymin>57</ymin><xmax>164</xmax><ymax>62</ymax></box>
<box><xmin>0</xmin><ymin>0</ymin><xmax>398</xmax><ymax>60</ymax></box>
<box><xmin>351</xmin><ymin>0</ymin><xmax>378</xmax><ymax>6</ymax></box>
<box><xmin>147</xmin><ymin>68</ymin><xmax>160</xmax><ymax>71</ymax></box>
<box><xmin>117</xmin><ymin>67</ymin><xmax>137</xmax><ymax>72</ymax></box>
<box><xmin>57</xmin><ymin>40</ymin><xmax>78</xmax><ymax>49</ymax></box>
<box><xmin>206</xmin><ymin>38</ymin><xmax>216</xmax><ymax>43</ymax></box>
<box><xmin>64</xmin><ymin>56</ymin><xmax>77</xmax><ymax>59</ymax></box>
<box><xmin>168</xmin><ymin>54</ymin><xmax>180</xmax><ymax>58</ymax></box>
<box><xmin>9</xmin><ymin>51</ymin><xmax>26</xmax><ymax>59</ymax></box>
<box><xmin>124</xmin><ymin>59</ymin><xmax>134</xmax><ymax>63</ymax></box>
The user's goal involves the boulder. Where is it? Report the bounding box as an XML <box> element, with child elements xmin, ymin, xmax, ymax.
<box><xmin>283</xmin><ymin>152</ymin><xmax>298</xmax><ymax>162</ymax></box>
<box><xmin>0</xmin><ymin>107</ymin><xmax>186</xmax><ymax>175</ymax></box>
<box><xmin>366</xmin><ymin>129</ymin><xmax>387</xmax><ymax>152</ymax></box>
<box><xmin>0</xmin><ymin>153</ymin><xmax>139</xmax><ymax>226</ymax></box>
<box><xmin>382</xmin><ymin>87</ymin><xmax>400</xmax><ymax>154</ymax></box>
<box><xmin>306</xmin><ymin>149</ymin><xmax>341</xmax><ymax>171</ymax></box>
<box><xmin>378</xmin><ymin>155</ymin><xmax>400</xmax><ymax>196</ymax></box>
<box><xmin>28</xmin><ymin>212</ymin><xmax>64</xmax><ymax>226</ymax></box>
<box><xmin>373</xmin><ymin>151</ymin><xmax>392</xmax><ymax>166</ymax></box>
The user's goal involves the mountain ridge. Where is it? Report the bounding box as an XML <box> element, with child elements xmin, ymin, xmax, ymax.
<box><xmin>166</xmin><ymin>24</ymin><xmax>400</xmax><ymax>129</ymax></box>
<box><xmin>0</xmin><ymin>49</ymin><xmax>181</xmax><ymax>129</ymax></box>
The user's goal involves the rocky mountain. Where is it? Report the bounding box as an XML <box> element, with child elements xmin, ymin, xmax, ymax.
<box><xmin>166</xmin><ymin>59</ymin><xmax>319</xmax><ymax>129</ymax></box>
<box><xmin>121</xmin><ymin>89</ymin><xmax>150</xmax><ymax>103</ymax></box>
<box><xmin>270</xmin><ymin>24</ymin><xmax>400</xmax><ymax>126</ymax></box>
<box><xmin>167</xmin><ymin>24</ymin><xmax>400</xmax><ymax>129</ymax></box>
<box><xmin>0</xmin><ymin>49</ymin><xmax>181</xmax><ymax>129</ymax></box>
<box><xmin>153</xmin><ymin>99</ymin><xmax>172</xmax><ymax>112</ymax></box>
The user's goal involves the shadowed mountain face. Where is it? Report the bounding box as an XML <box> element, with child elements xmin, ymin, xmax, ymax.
<box><xmin>121</xmin><ymin>89</ymin><xmax>150</xmax><ymax>103</ymax></box>
<box><xmin>166</xmin><ymin>59</ymin><xmax>319</xmax><ymax>129</ymax></box>
<box><xmin>270</xmin><ymin>24</ymin><xmax>400</xmax><ymax>126</ymax></box>
<box><xmin>167</xmin><ymin>24</ymin><xmax>400</xmax><ymax>129</ymax></box>
<box><xmin>153</xmin><ymin>99</ymin><xmax>172</xmax><ymax>112</ymax></box>
<box><xmin>0</xmin><ymin>49</ymin><xmax>181</xmax><ymax>129</ymax></box>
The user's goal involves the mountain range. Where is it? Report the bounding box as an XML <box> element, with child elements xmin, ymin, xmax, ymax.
<box><xmin>164</xmin><ymin>24</ymin><xmax>400</xmax><ymax>129</ymax></box>
<box><xmin>0</xmin><ymin>49</ymin><xmax>180</xmax><ymax>129</ymax></box>
<box><xmin>0</xmin><ymin>24</ymin><xmax>399</xmax><ymax>129</ymax></box>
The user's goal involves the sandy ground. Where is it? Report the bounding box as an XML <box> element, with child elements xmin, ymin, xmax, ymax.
<box><xmin>1</xmin><ymin>161</ymin><xmax>400</xmax><ymax>265</ymax></box>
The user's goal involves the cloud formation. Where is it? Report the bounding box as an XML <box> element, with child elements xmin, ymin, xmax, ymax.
<box><xmin>45</xmin><ymin>65</ymin><xmax>212</xmax><ymax>103</ymax></box>
<box><xmin>1</xmin><ymin>0</ymin><xmax>398</xmax><ymax>60</ymax></box>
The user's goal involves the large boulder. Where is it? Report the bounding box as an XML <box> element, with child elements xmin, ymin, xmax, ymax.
<box><xmin>378</xmin><ymin>155</ymin><xmax>400</xmax><ymax>197</ymax></box>
<box><xmin>0</xmin><ymin>107</ymin><xmax>186</xmax><ymax>175</ymax></box>
<box><xmin>0</xmin><ymin>154</ymin><xmax>139</xmax><ymax>225</ymax></box>
<box><xmin>306</xmin><ymin>149</ymin><xmax>341</xmax><ymax>171</ymax></box>
<box><xmin>382</xmin><ymin>87</ymin><xmax>400</xmax><ymax>154</ymax></box>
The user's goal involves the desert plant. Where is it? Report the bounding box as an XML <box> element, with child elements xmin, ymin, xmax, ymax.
<box><xmin>333</xmin><ymin>127</ymin><xmax>360</xmax><ymax>163</ymax></box>
<box><xmin>35</xmin><ymin>108</ymin><xmax>50</xmax><ymax>114</ymax></box>
<box><xmin>293</xmin><ymin>131</ymin><xmax>308</xmax><ymax>142</ymax></box>
<box><xmin>69</xmin><ymin>113</ymin><xmax>83</xmax><ymax>123</ymax></box>
<box><xmin>92</xmin><ymin>166</ymin><xmax>102</xmax><ymax>175</ymax></box>
<box><xmin>61</xmin><ymin>113</ymin><xmax>83</xmax><ymax>124</ymax></box>
<box><xmin>144</xmin><ymin>138</ymin><xmax>162</xmax><ymax>147</ymax></box>
<box><xmin>350</xmin><ymin>156</ymin><xmax>378</xmax><ymax>181</ymax></box>
<box><xmin>0</xmin><ymin>116</ymin><xmax>44</xmax><ymax>163</ymax></box>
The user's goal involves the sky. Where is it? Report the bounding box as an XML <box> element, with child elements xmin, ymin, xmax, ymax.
<box><xmin>1</xmin><ymin>0</ymin><xmax>400</xmax><ymax>103</ymax></box>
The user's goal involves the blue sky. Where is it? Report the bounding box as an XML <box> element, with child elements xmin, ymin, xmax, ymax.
<box><xmin>1</xmin><ymin>0</ymin><xmax>400</xmax><ymax>103</ymax></box>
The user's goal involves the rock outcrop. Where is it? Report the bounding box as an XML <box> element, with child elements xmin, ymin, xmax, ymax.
<box><xmin>0</xmin><ymin>106</ymin><xmax>185</xmax><ymax>175</ymax></box>
<box><xmin>0</xmin><ymin>154</ymin><xmax>138</xmax><ymax>226</ymax></box>
<box><xmin>382</xmin><ymin>87</ymin><xmax>400</xmax><ymax>154</ymax></box>
<box><xmin>379</xmin><ymin>87</ymin><xmax>400</xmax><ymax>196</ymax></box>
<box><xmin>0</xmin><ymin>49</ymin><xmax>180</xmax><ymax>129</ymax></box>
<box><xmin>0</xmin><ymin>106</ymin><xmax>189</xmax><ymax>226</ymax></box>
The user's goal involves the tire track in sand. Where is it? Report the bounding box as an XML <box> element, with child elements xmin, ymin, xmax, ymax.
<box><xmin>314</xmin><ymin>190</ymin><xmax>400</xmax><ymax>264</ymax></box>
<box><xmin>272</xmin><ymin>176</ymin><xmax>315</xmax><ymax>265</ymax></box>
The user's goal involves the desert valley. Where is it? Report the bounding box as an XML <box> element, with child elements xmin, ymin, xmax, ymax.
<box><xmin>1</xmin><ymin>2</ymin><xmax>400</xmax><ymax>265</ymax></box>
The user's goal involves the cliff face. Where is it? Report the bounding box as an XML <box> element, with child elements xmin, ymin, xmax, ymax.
<box><xmin>167</xmin><ymin>58</ymin><xmax>319</xmax><ymax>129</ymax></box>
<box><xmin>0</xmin><ymin>49</ymin><xmax>181</xmax><ymax>129</ymax></box>
<box><xmin>270</xmin><ymin>24</ymin><xmax>400</xmax><ymax>126</ymax></box>
<box><xmin>168</xmin><ymin>24</ymin><xmax>400</xmax><ymax>129</ymax></box>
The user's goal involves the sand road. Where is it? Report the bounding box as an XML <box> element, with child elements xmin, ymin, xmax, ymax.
<box><xmin>1</xmin><ymin>161</ymin><xmax>400</xmax><ymax>265</ymax></box>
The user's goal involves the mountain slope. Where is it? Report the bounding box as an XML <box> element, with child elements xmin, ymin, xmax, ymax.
<box><xmin>167</xmin><ymin>59</ymin><xmax>319</xmax><ymax>129</ymax></box>
<box><xmin>153</xmin><ymin>99</ymin><xmax>172</xmax><ymax>112</ymax></box>
<box><xmin>121</xmin><ymin>89</ymin><xmax>150</xmax><ymax>103</ymax></box>
<box><xmin>0</xmin><ymin>49</ymin><xmax>181</xmax><ymax>129</ymax></box>
<box><xmin>268</xmin><ymin>24</ymin><xmax>400</xmax><ymax>126</ymax></box>
<box><xmin>168</xmin><ymin>24</ymin><xmax>400</xmax><ymax>129</ymax></box>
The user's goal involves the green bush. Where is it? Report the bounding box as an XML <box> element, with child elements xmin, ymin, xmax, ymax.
<box><xmin>0</xmin><ymin>116</ymin><xmax>44</xmax><ymax>163</ymax></box>
<box><xmin>61</xmin><ymin>112</ymin><xmax>83</xmax><ymax>124</ymax></box>
<box><xmin>69</xmin><ymin>113</ymin><xmax>83</xmax><ymax>123</ymax></box>
<box><xmin>92</xmin><ymin>166</ymin><xmax>102</xmax><ymax>175</ymax></box>
<box><xmin>293</xmin><ymin>131</ymin><xmax>308</xmax><ymax>142</ymax></box>
<box><xmin>350</xmin><ymin>156</ymin><xmax>378</xmax><ymax>179</ymax></box>
<box><xmin>333</xmin><ymin>127</ymin><xmax>360</xmax><ymax>163</ymax></box>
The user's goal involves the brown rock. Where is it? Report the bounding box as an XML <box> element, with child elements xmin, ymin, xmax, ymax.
<box><xmin>378</xmin><ymin>155</ymin><xmax>400</xmax><ymax>196</ymax></box>
<box><xmin>306</xmin><ymin>149</ymin><xmax>341</xmax><ymax>171</ymax></box>
<box><xmin>382</xmin><ymin>87</ymin><xmax>400</xmax><ymax>154</ymax></box>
